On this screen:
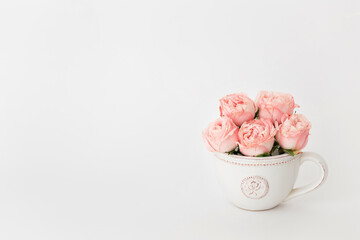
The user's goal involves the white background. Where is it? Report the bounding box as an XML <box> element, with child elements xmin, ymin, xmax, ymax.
<box><xmin>0</xmin><ymin>0</ymin><xmax>359</xmax><ymax>239</ymax></box>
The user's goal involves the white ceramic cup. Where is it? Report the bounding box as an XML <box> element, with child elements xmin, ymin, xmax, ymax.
<box><xmin>214</xmin><ymin>152</ymin><xmax>328</xmax><ymax>211</ymax></box>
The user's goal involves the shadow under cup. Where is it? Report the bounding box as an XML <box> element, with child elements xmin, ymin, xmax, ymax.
<box><xmin>214</xmin><ymin>152</ymin><xmax>328</xmax><ymax>211</ymax></box>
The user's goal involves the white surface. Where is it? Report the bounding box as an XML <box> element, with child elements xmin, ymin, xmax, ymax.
<box><xmin>0</xmin><ymin>0</ymin><xmax>359</xmax><ymax>239</ymax></box>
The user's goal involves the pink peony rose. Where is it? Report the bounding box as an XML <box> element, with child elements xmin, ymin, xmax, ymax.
<box><xmin>219</xmin><ymin>93</ymin><xmax>257</xmax><ymax>127</ymax></box>
<box><xmin>276</xmin><ymin>114</ymin><xmax>311</xmax><ymax>151</ymax></box>
<box><xmin>238</xmin><ymin>119</ymin><xmax>277</xmax><ymax>156</ymax></box>
<box><xmin>202</xmin><ymin>117</ymin><xmax>239</xmax><ymax>153</ymax></box>
<box><xmin>255</xmin><ymin>91</ymin><xmax>298</xmax><ymax>124</ymax></box>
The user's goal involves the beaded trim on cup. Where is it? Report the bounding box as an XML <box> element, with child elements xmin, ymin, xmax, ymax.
<box><xmin>215</xmin><ymin>154</ymin><xmax>301</xmax><ymax>166</ymax></box>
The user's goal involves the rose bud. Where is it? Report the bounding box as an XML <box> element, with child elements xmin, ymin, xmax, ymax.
<box><xmin>219</xmin><ymin>93</ymin><xmax>257</xmax><ymax>127</ymax></box>
<box><xmin>255</xmin><ymin>91</ymin><xmax>298</xmax><ymax>124</ymax></box>
<box><xmin>276</xmin><ymin>114</ymin><xmax>311</xmax><ymax>151</ymax></box>
<box><xmin>238</xmin><ymin>119</ymin><xmax>277</xmax><ymax>156</ymax></box>
<box><xmin>202</xmin><ymin>117</ymin><xmax>239</xmax><ymax>153</ymax></box>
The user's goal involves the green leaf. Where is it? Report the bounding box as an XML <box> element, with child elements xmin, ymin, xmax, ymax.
<box><xmin>227</xmin><ymin>147</ymin><xmax>245</xmax><ymax>156</ymax></box>
<box><xmin>227</xmin><ymin>146</ymin><xmax>240</xmax><ymax>155</ymax></box>
<box><xmin>283</xmin><ymin>149</ymin><xmax>299</xmax><ymax>156</ymax></box>
<box><xmin>278</xmin><ymin>147</ymin><xmax>285</xmax><ymax>154</ymax></box>
<box><xmin>256</xmin><ymin>152</ymin><xmax>270</xmax><ymax>157</ymax></box>
<box><xmin>227</xmin><ymin>148</ymin><xmax>237</xmax><ymax>155</ymax></box>
<box><xmin>254</xmin><ymin>109</ymin><xmax>259</xmax><ymax>119</ymax></box>
<box><xmin>270</xmin><ymin>141</ymin><xmax>280</xmax><ymax>155</ymax></box>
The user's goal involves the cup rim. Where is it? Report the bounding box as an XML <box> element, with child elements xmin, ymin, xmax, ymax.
<box><xmin>214</xmin><ymin>152</ymin><xmax>302</xmax><ymax>165</ymax></box>
<box><xmin>215</xmin><ymin>152</ymin><xmax>293</xmax><ymax>159</ymax></box>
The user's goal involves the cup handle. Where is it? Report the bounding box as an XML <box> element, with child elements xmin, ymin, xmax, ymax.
<box><xmin>284</xmin><ymin>152</ymin><xmax>328</xmax><ymax>201</ymax></box>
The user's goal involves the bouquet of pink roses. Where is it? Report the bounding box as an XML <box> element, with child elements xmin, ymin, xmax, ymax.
<box><xmin>202</xmin><ymin>91</ymin><xmax>311</xmax><ymax>157</ymax></box>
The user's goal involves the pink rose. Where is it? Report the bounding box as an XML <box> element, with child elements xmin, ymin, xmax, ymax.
<box><xmin>255</xmin><ymin>91</ymin><xmax>298</xmax><ymax>124</ymax></box>
<box><xmin>276</xmin><ymin>114</ymin><xmax>311</xmax><ymax>151</ymax></box>
<box><xmin>202</xmin><ymin>117</ymin><xmax>239</xmax><ymax>153</ymax></box>
<box><xmin>219</xmin><ymin>93</ymin><xmax>257</xmax><ymax>127</ymax></box>
<box><xmin>238</xmin><ymin>119</ymin><xmax>277</xmax><ymax>156</ymax></box>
